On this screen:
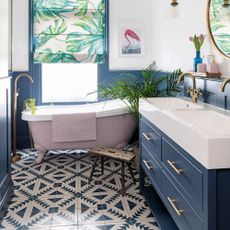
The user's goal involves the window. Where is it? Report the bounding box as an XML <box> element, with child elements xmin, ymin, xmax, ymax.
<box><xmin>42</xmin><ymin>64</ymin><xmax>98</xmax><ymax>103</ymax></box>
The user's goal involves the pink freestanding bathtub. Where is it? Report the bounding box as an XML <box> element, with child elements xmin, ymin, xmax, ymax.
<box><xmin>21</xmin><ymin>99</ymin><xmax>136</xmax><ymax>161</ymax></box>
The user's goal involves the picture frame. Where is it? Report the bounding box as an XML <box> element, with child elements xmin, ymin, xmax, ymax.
<box><xmin>109</xmin><ymin>9</ymin><xmax>153</xmax><ymax>71</ymax></box>
<box><xmin>118</xmin><ymin>22</ymin><xmax>145</xmax><ymax>57</ymax></box>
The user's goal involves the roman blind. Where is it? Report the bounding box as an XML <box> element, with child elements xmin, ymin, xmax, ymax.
<box><xmin>33</xmin><ymin>0</ymin><xmax>105</xmax><ymax>63</ymax></box>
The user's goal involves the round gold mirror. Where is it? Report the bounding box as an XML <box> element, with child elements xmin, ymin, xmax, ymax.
<box><xmin>207</xmin><ymin>0</ymin><xmax>230</xmax><ymax>59</ymax></box>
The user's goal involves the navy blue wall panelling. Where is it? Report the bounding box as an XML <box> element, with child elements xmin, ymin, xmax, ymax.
<box><xmin>15</xmin><ymin>68</ymin><xmax>230</xmax><ymax>148</ymax></box>
<box><xmin>12</xmin><ymin>71</ymin><xmax>34</xmax><ymax>149</ymax></box>
<box><xmin>14</xmin><ymin>58</ymin><xmax>143</xmax><ymax>149</ymax></box>
<box><xmin>184</xmin><ymin>76</ymin><xmax>228</xmax><ymax>109</ymax></box>
<box><xmin>14</xmin><ymin>0</ymin><xmax>230</xmax><ymax>149</ymax></box>
<box><xmin>13</xmin><ymin>0</ymin><xmax>144</xmax><ymax>148</ymax></box>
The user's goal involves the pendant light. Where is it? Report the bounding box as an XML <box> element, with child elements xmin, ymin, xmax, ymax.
<box><xmin>165</xmin><ymin>0</ymin><xmax>183</xmax><ymax>19</ymax></box>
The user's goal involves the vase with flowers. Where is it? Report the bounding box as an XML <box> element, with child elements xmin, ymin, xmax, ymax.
<box><xmin>189</xmin><ymin>34</ymin><xmax>205</xmax><ymax>72</ymax></box>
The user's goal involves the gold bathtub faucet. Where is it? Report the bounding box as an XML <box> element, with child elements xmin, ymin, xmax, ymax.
<box><xmin>177</xmin><ymin>72</ymin><xmax>202</xmax><ymax>103</ymax></box>
<box><xmin>12</xmin><ymin>73</ymin><xmax>34</xmax><ymax>163</ymax></box>
<box><xmin>220</xmin><ymin>77</ymin><xmax>230</xmax><ymax>92</ymax></box>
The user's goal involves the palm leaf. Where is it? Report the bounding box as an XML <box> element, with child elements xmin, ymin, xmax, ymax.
<box><xmin>74</xmin><ymin>0</ymin><xmax>88</xmax><ymax>16</ymax></box>
<box><xmin>66</xmin><ymin>34</ymin><xmax>103</xmax><ymax>53</ymax></box>
<box><xmin>34</xmin><ymin>0</ymin><xmax>78</xmax><ymax>22</ymax></box>
<box><xmin>34</xmin><ymin>49</ymin><xmax>78</xmax><ymax>63</ymax></box>
<box><xmin>97</xmin><ymin>62</ymin><xmax>182</xmax><ymax>124</ymax></box>
<box><xmin>165</xmin><ymin>69</ymin><xmax>183</xmax><ymax>96</ymax></box>
<box><xmin>35</xmin><ymin>19</ymin><xmax>67</xmax><ymax>49</ymax></box>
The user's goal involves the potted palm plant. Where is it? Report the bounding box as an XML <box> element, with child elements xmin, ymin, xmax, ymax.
<box><xmin>98</xmin><ymin>62</ymin><xmax>182</xmax><ymax>123</ymax></box>
<box><xmin>97</xmin><ymin>62</ymin><xmax>182</xmax><ymax>171</ymax></box>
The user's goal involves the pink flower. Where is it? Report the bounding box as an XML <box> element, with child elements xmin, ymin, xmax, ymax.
<box><xmin>198</xmin><ymin>34</ymin><xmax>204</xmax><ymax>43</ymax></box>
<box><xmin>189</xmin><ymin>33</ymin><xmax>205</xmax><ymax>51</ymax></box>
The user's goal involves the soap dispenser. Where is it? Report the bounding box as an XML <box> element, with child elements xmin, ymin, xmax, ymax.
<box><xmin>209</xmin><ymin>56</ymin><xmax>220</xmax><ymax>74</ymax></box>
<box><xmin>197</xmin><ymin>56</ymin><xmax>207</xmax><ymax>73</ymax></box>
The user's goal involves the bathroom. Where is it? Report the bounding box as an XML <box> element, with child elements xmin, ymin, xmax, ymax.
<box><xmin>1</xmin><ymin>0</ymin><xmax>230</xmax><ymax>229</ymax></box>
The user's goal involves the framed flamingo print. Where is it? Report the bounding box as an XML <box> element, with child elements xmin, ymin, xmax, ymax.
<box><xmin>118</xmin><ymin>23</ymin><xmax>145</xmax><ymax>57</ymax></box>
<box><xmin>109</xmin><ymin>0</ymin><xmax>153</xmax><ymax>70</ymax></box>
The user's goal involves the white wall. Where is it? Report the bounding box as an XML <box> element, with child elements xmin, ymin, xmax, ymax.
<box><xmin>10</xmin><ymin>0</ymin><xmax>230</xmax><ymax>75</ymax></box>
<box><xmin>12</xmin><ymin>0</ymin><xmax>29</xmax><ymax>71</ymax></box>
<box><xmin>151</xmin><ymin>0</ymin><xmax>230</xmax><ymax>76</ymax></box>
<box><xmin>0</xmin><ymin>0</ymin><xmax>9</xmax><ymax>77</ymax></box>
<box><xmin>109</xmin><ymin>0</ymin><xmax>154</xmax><ymax>70</ymax></box>
<box><xmin>9</xmin><ymin>0</ymin><xmax>12</xmax><ymax>71</ymax></box>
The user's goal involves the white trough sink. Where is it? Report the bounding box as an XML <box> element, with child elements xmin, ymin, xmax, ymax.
<box><xmin>145</xmin><ymin>97</ymin><xmax>203</xmax><ymax>110</ymax></box>
<box><xmin>169</xmin><ymin>110</ymin><xmax>230</xmax><ymax>138</ymax></box>
<box><xmin>139</xmin><ymin>97</ymin><xmax>230</xmax><ymax>169</ymax></box>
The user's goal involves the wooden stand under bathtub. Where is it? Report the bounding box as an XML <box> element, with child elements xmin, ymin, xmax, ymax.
<box><xmin>88</xmin><ymin>146</ymin><xmax>136</xmax><ymax>196</ymax></box>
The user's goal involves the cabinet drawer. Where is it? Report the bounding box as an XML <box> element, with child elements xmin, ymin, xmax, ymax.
<box><xmin>162</xmin><ymin>172</ymin><xmax>202</xmax><ymax>230</ymax></box>
<box><xmin>141</xmin><ymin>145</ymin><xmax>161</xmax><ymax>189</ymax></box>
<box><xmin>162</xmin><ymin>138</ymin><xmax>203</xmax><ymax>212</ymax></box>
<box><xmin>141</xmin><ymin>119</ymin><xmax>161</xmax><ymax>160</ymax></box>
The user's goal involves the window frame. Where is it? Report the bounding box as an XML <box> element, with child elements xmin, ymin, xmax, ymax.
<box><xmin>30</xmin><ymin>0</ymin><xmax>108</xmax><ymax>106</ymax></box>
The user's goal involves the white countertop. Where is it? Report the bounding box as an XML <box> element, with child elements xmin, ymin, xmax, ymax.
<box><xmin>139</xmin><ymin>97</ymin><xmax>230</xmax><ymax>169</ymax></box>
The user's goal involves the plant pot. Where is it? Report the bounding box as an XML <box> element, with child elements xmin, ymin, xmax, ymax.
<box><xmin>133</xmin><ymin>142</ymin><xmax>140</xmax><ymax>172</ymax></box>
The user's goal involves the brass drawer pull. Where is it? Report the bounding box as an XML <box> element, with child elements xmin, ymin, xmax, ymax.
<box><xmin>143</xmin><ymin>133</ymin><xmax>152</xmax><ymax>141</ymax></box>
<box><xmin>167</xmin><ymin>160</ymin><xmax>183</xmax><ymax>175</ymax></box>
<box><xmin>167</xmin><ymin>197</ymin><xmax>183</xmax><ymax>216</ymax></box>
<box><xmin>143</xmin><ymin>160</ymin><xmax>154</xmax><ymax>170</ymax></box>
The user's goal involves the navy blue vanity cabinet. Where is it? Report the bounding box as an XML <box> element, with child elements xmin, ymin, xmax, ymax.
<box><xmin>141</xmin><ymin>118</ymin><xmax>161</xmax><ymax>162</ymax></box>
<box><xmin>140</xmin><ymin>117</ymin><xmax>178</xmax><ymax>230</ymax></box>
<box><xmin>0</xmin><ymin>77</ymin><xmax>13</xmax><ymax>220</ymax></box>
<box><xmin>162</xmin><ymin>138</ymin><xmax>203</xmax><ymax>215</ymax></box>
<box><xmin>140</xmin><ymin>115</ymin><xmax>230</xmax><ymax>230</ymax></box>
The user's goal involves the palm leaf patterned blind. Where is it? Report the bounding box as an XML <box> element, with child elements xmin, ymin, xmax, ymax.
<box><xmin>33</xmin><ymin>0</ymin><xmax>105</xmax><ymax>63</ymax></box>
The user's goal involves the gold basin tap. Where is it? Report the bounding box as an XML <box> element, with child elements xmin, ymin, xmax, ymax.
<box><xmin>220</xmin><ymin>77</ymin><xmax>230</xmax><ymax>92</ymax></box>
<box><xmin>177</xmin><ymin>72</ymin><xmax>202</xmax><ymax>103</ymax></box>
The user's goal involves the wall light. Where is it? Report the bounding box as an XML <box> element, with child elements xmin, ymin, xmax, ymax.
<box><xmin>165</xmin><ymin>0</ymin><xmax>183</xmax><ymax>19</ymax></box>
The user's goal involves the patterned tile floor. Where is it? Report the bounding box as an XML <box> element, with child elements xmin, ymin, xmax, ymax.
<box><xmin>0</xmin><ymin>149</ymin><xmax>159</xmax><ymax>230</ymax></box>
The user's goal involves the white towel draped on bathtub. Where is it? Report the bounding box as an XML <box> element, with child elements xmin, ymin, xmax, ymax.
<box><xmin>52</xmin><ymin>113</ymin><xmax>96</xmax><ymax>142</ymax></box>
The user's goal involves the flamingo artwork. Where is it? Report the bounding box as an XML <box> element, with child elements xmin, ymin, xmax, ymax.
<box><xmin>122</xmin><ymin>28</ymin><xmax>141</xmax><ymax>54</ymax></box>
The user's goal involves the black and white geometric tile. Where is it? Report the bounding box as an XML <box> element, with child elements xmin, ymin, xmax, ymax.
<box><xmin>0</xmin><ymin>149</ymin><xmax>159</xmax><ymax>230</ymax></box>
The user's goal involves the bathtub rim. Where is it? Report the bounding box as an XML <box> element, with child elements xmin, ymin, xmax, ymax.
<box><xmin>21</xmin><ymin>99</ymin><xmax>132</xmax><ymax>122</ymax></box>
